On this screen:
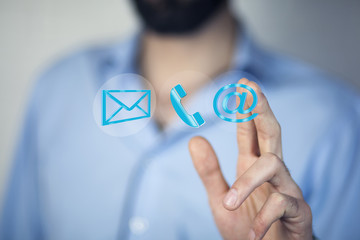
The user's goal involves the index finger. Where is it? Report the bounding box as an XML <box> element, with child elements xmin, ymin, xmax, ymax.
<box><xmin>236</xmin><ymin>78</ymin><xmax>260</xmax><ymax>158</ymax></box>
<box><xmin>240</xmin><ymin>80</ymin><xmax>282</xmax><ymax>158</ymax></box>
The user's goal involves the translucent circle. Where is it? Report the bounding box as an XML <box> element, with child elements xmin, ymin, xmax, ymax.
<box><xmin>93</xmin><ymin>74</ymin><xmax>156</xmax><ymax>137</ymax></box>
<box><xmin>156</xmin><ymin>70</ymin><xmax>214</xmax><ymax>132</ymax></box>
<box><xmin>206</xmin><ymin>70</ymin><xmax>263</xmax><ymax>132</ymax></box>
<box><xmin>213</xmin><ymin>83</ymin><xmax>258</xmax><ymax>122</ymax></box>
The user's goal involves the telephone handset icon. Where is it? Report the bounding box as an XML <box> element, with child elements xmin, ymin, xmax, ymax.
<box><xmin>170</xmin><ymin>84</ymin><xmax>205</xmax><ymax>128</ymax></box>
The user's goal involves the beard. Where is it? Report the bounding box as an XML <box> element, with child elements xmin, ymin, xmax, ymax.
<box><xmin>132</xmin><ymin>0</ymin><xmax>227</xmax><ymax>35</ymax></box>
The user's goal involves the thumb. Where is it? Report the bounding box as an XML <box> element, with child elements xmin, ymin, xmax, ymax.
<box><xmin>189</xmin><ymin>136</ymin><xmax>229</xmax><ymax>203</ymax></box>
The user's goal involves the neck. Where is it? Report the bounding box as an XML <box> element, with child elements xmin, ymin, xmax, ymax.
<box><xmin>140</xmin><ymin>6</ymin><xmax>237</xmax><ymax>129</ymax></box>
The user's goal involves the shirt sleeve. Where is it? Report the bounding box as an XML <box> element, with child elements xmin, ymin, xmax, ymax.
<box><xmin>0</xmin><ymin>83</ymin><xmax>44</xmax><ymax>240</ymax></box>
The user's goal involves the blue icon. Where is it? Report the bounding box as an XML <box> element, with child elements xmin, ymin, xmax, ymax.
<box><xmin>213</xmin><ymin>84</ymin><xmax>258</xmax><ymax>123</ymax></box>
<box><xmin>170</xmin><ymin>84</ymin><xmax>205</xmax><ymax>128</ymax></box>
<box><xmin>102</xmin><ymin>90</ymin><xmax>151</xmax><ymax>126</ymax></box>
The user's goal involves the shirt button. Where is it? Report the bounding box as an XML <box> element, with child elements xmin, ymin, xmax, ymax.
<box><xmin>129</xmin><ymin>216</ymin><xmax>149</xmax><ymax>235</ymax></box>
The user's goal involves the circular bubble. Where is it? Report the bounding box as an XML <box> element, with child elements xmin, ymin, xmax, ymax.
<box><xmin>213</xmin><ymin>83</ymin><xmax>258</xmax><ymax>123</ymax></box>
<box><xmin>156</xmin><ymin>70</ymin><xmax>214</xmax><ymax>132</ymax></box>
<box><xmin>204</xmin><ymin>70</ymin><xmax>263</xmax><ymax>131</ymax></box>
<box><xmin>93</xmin><ymin>74</ymin><xmax>156</xmax><ymax>137</ymax></box>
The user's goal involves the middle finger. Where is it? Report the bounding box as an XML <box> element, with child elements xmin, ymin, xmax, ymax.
<box><xmin>243</xmin><ymin>81</ymin><xmax>282</xmax><ymax>158</ymax></box>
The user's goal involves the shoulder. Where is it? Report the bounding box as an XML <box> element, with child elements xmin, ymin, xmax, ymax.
<box><xmin>25</xmin><ymin>36</ymin><xmax>138</xmax><ymax>131</ymax></box>
<box><xmin>31</xmin><ymin>36</ymin><xmax>136</xmax><ymax>104</ymax></box>
<box><xmin>257</xmin><ymin>48</ymin><xmax>360</xmax><ymax>121</ymax></box>
<box><xmin>35</xmin><ymin>33</ymin><xmax>138</xmax><ymax>88</ymax></box>
<box><xmin>36</xmin><ymin>43</ymin><xmax>117</xmax><ymax>90</ymax></box>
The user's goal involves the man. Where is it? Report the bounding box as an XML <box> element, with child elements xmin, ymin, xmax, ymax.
<box><xmin>1</xmin><ymin>0</ymin><xmax>360</xmax><ymax>239</ymax></box>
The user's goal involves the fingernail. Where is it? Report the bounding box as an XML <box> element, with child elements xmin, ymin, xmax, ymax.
<box><xmin>224</xmin><ymin>188</ymin><xmax>238</xmax><ymax>208</ymax></box>
<box><xmin>248</xmin><ymin>229</ymin><xmax>255</xmax><ymax>240</ymax></box>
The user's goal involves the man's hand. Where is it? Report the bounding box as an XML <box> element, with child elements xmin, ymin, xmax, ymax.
<box><xmin>188</xmin><ymin>79</ymin><xmax>312</xmax><ymax>240</ymax></box>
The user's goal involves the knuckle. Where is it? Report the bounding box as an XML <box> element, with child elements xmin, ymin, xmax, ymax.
<box><xmin>247</xmin><ymin>81</ymin><xmax>261</xmax><ymax>93</ymax></box>
<box><xmin>255</xmin><ymin>97</ymin><xmax>281</xmax><ymax>137</ymax></box>
<box><xmin>195</xmin><ymin>156</ymin><xmax>219</xmax><ymax>178</ymax></box>
<box><xmin>262</xmin><ymin>153</ymin><xmax>282</xmax><ymax>171</ymax></box>
<box><xmin>270</xmin><ymin>192</ymin><xmax>287</xmax><ymax>208</ymax></box>
<box><xmin>260</xmin><ymin>120</ymin><xmax>281</xmax><ymax>140</ymax></box>
<box><xmin>239</xmin><ymin>175</ymin><xmax>253</xmax><ymax>189</ymax></box>
<box><xmin>237</xmin><ymin>158</ymin><xmax>254</xmax><ymax>172</ymax></box>
<box><xmin>288</xmin><ymin>196</ymin><xmax>300</xmax><ymax>213</ymax></box>
<box><xmin>255</xmin><ymin>93</ymin><xmax>266</xmax><ymax>110</ymax></box>
<box><xmin>302</xmin><ymin>201</ymin><xmax>313</xmax><ymax>223</ymax></box>
<box><xmin>202</xmin><ymin>161</ymin><xmax>220</xmax><ymax>178</ymax></box>
<box><xmin>237</xmin><ymin>124</ymin><xmax>253</xmax><ymax>136</ymax></box>
<box><xmin>269</xmin><ymin>152</ymin><xmax>281</xmax><ymax>164</ymax></box>
<box><xmin>233</xmin><ymin>175</ymin><xmax>252</xmax><ymax>192</ymax></box>
<box><xmin>290</xmin><ymin>199</ymin><xmax>312</xmax><ymax>228</ymax></box>
<box><xmin>254</xmin><ymin>213</ymin><xmax>267</xmax><ymax>232</ymax></box>
<box><xmin>274</xmin><ymin>121</ymin><xmax>281</xmax><ymax>134</ymax></box>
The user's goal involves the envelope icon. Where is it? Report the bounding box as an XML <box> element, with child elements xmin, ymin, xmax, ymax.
<box><xmin>102</xmin><ymin>90</ymin><xmax>151</xmax><ymax>126</ymax></box>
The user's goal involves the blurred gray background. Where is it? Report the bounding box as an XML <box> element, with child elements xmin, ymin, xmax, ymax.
<box><xmin>0</xmin><ymin>0</ymin><xmax>359</xmax><ymax>206</ymax></box>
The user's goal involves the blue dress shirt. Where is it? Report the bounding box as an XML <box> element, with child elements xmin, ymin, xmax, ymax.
<box><xmin>1</xmin><ymin>30</ymin><xmax>360</xmax><ymax>240</ymax></box>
